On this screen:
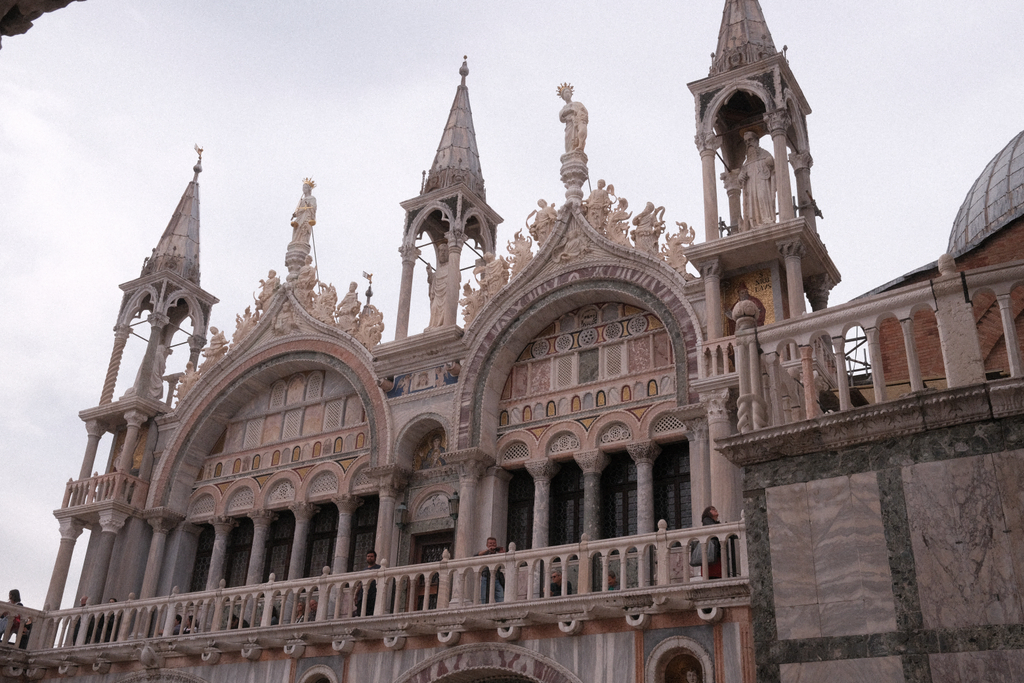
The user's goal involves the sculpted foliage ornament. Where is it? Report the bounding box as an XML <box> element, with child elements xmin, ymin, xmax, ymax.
<box><xmin>354</xmin><ymin>304</ymin><xmax>385</xmax><ymax>349</ymax></box>
<box><xmin>232</xmin><ymin>305</ymin><xmax>260</xmax><ymax>347</ymax></box>
<box><xmin>335</xmin><ymin>282</ymin><xmax>361</xmax><ymax>334</ymax></box>
<box><xmin>311</xmin><ymin>282</ymin><xmax>338</xmax><ymax>325</ymax></box>
<box><xmin>506</xmin><ymin>229</ymin><xmax>534</xmax><ymax>278</ymax></box>
<box><xmin>604</xmin><ymin>197</ymin><xmax>632</xmax><ymax>246</ymax></box>
<box><xmin>662</xmin><ymin>222</ymin><xmax>696</xmax><ymax>278</ymax></box>
<box><xmin>631</xmin><ymin>202</ymin><xmax>666</xmax><ymax>253</ymax></box>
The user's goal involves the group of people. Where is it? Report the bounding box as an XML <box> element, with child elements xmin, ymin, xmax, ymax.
<box><xmin>0</xmin><ymin>589</ymin><xmax>30</xmax><ymax>649</ymax></box>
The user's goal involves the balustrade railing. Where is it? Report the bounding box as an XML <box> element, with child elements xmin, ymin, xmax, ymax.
<box><xmin>0</xmin><ymin>603</ymin><xmax>41</xmax><ymax>650</ymax></box>
<box><xmin>62</xmin><ymin>472</ymin><xmax>149</xmax><ymax>509</ymax></box>
<box><xmin>33</xmin><ymin>522</ymin><xmax>746</xmax><ymax>652</ymax></box>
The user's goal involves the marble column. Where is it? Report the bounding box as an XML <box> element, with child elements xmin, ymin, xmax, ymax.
<box><xmin>205</xmin><ymin>517</ymin><xmax>236</xmax><ymax>592</ymax></box>
<box><xmin>445</xmin><ymin>227</ymin><xmax>466</xmax><ymax>327</ymax></box>
<box><xmin>900</xmin><ymin>317</ymin><xmax>926</xmax><ymax>392</ymax></box>
<box><xmin>245</xmin><ymin>510</ymin><xmax>275</xmax><ymax>585</ymax></box>
<box><xmin>454</xmin><ymin>460</ymin><xmax>487</xmax><ymax>558</ymax></box>
<box><xmin>85</xmin><ymin>510</ymin><xmax>128</xmax><ymax>604</ymax></box>
<box><xmin>800</xmin><ymin>344</ymin><xmax>820</xmax><ymax>419</ymax></box>
<box><xmin>99</xmin><ymin>325</ymin><xmax>130</xmax><ymax>405</ymax></box>
<box><xmin>626</xmin><ymin>442</ymin><xmax>661</xmax><ymax>534</ymax></box>
<box><xmin>573</xmin><ymin>450</ymin><xmax>609</xmax><ymax>540</ymax></box>
<box><xmin>525</xmin><ymin>460</ymin><xmax>560</xmax><ymax>548</ymax></box>
<box><xmin>332</xmin><ymin>495</ymin><xmax>362</xmax><ymax>573</ymax></box>
<box><xmin>778</xmin><ymin>239</ymin><xmax>807</xmax><ymax>318</ymax></box>
<box><xmin>139</xmin><ymin>515</ymin><xmax>181</xmax><ymax>599</ymax></box>
<box><xmin>115</xmin><ymin>409</ymin><xmax>148</xmax><ymax>474</ymax></box>
<box><xmin>187</xmin><ymin>333</ymin><xmax>207</xmax><ymax>372</ymax></box>
<box><xmin>682</xmin><ymin>417</ymin><xmax>711</xmax><ymax>527</ymax></box>
<box><xmin>375</xmin><ymin>489</ymin><xmax>398</xmax><ymax>565</ymax></box>
<box><xmin>832</xmin><ymin>335</ymin><xmax>852</xmax><ymax>411</ymax></box>
<box><xmin>394</xmin><ymin>243</ymin><xmax>419</xmax><ymax>340</ymax></box>
<box><xmin>996</xmin><ymin>294</ymin><xmax>1023</xmax><ymax>377</ymax></box>
<box><xmin>45</xmin><ymin>518</ymin><xmax>84</xmax><ymax>610</ymax></box>
<box><xmin>79</xmin><ymin>420</ymin><xmax>106</xmax><ymax>480</ymax></box>
<box><xmin>700</xmin><ymin>259</ymin><xmax>724</xmax><ymax>340</ymax></box>
<box><xmin>865</xmin><ymin>326</ymin><xmax>887</xmax><ymax>403</ymax></box>
<box><xmin>287</xmin><ymin>503</ymin><xmax>319</xmax><ymax>580</ymax></box>
<box><xmin>721</xmin><ymin>169</ymin><xmax>743</xmax><ymax>231</ymax></box>
<box><xmin>703</xmin><ymin>389</ymin><xmax>742</xmax><ymax>523</ymax></box>
<box><xmin>766</xmin><ymin>109</ymin><xmax>795</xmax><ymax>221</ymax></box>
<box><xmin>696</xmin><ymin>133</ymin><xmax>721</xmax><ymax>241</ymax></box>
<box><xmin>790</xmin><ymin>150</ymin><xmax>816</xmax><ymax>232</ymax></box>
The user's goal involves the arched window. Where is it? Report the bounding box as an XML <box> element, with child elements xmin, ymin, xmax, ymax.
<box><xmin>601</xmin><ymin>454</ymin><xmax>637</xmax><ymax>538</ymax></box>
<box><xmin>334</xmin><ymin>437</ymin><xmax>344</xmax><ymax>453</ymax></box>
<box><xmin>549</xmin><ymin>462</ymin><xmax>584</xmax><ymax>545</ymax></box>
<box><xmin>546</xmin><ymin>401</ymin><xmax>556</xmax><ymax>417</ymax></box>
<box><xmin>189</xmin><ymin>525</ymin><xmax>215</xmax><ymax>592</ymax></box>
<box><xmin>304</xmin><ymin>504</ymin><xmax>339</xmax><ymax>577</ymax></box>
<box><xmin>349</xmin><ymin>496</ymin><xmax>379</xmax><ymax>572</ymax></box>
<box><xmin>355</xmin><ymin>433</ymin><xmax>365</xmax><ymax>449</ymax></box>
<box><xmin>252</xmin><ymin>454</ymin><xmax>261</xmax><ymax>469</ymax></box>
<box><xmin>214</xmin><ymin>462</ymin><xmax>223</xmax><ymax>477</ymax></box>
<box><xmin>291</xmin><ymin>446</ymin><xmax>301</xmax><ymax>462</ymax></box>
<box><xmin>654</xmin><ymin>442</ymin><xmax>691</xmax><ymax>530</ymax></box>
<box><xmin>312</xmin><ymin>441</ymin><xmax>321</xmax><ymax>458</ymax></box>
<box><xmin>506</xmin><ymin>469</ymin><xmax>535</xmax><ymax>550</ymax></box>
<box><xmin>225</xmin><ymin>517</ymin><xmax>254</xmax><ymax>587</ymax></box>
<box><xmin>262</xmin><ymin>511</ymin><xmax>296</xmax><ymax>581</ymax></box>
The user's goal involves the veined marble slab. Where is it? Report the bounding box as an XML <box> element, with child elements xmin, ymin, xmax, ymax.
<box><xmin>779</xmin><ymin>656</ymin><xmax>903</xmax><ymax>683</ymax></box>
<box><xmin>930</xmin><ymin>649</ymin><xmax>1024</xmax><ymax>683</ymax></box>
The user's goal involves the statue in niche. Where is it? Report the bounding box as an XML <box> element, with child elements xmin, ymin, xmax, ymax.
<box><xmin>311</xmin><ymin>283</ymin><xmax>338</xmax><ymax>325</ymax></box>
<box><xmin>294</xmin><ymin>255</ymin><xmax>318</xmax><ymax>307</ymax></box>
<box><xmin>426</xmin><ymin>250</ymin><xmax>449</xmax><ymax>328</ymax></box>
<box><xmin>255</xmin><ymin>270</ymin><xmax>280</xmax><ymax>313</ymax></box>
<box><xmin>584</xmin><ymin>179</ymin><xmax>613</xmax><ymax>233</ymax></box>
<box><xmin>290</xmin><ymin>178</ymin><xmax>317</xmax><ymax>245</ymax></box>
<box><xmin>232</xmin><ymin>306</ymin><xmax>259</xmax><ymax>346</ymax></box>
<box><xmin>175</xmin><ymin>361</ymin><xmax>199</xmax><ymax>402</ymax></box>
<box><xmin>354</xmin><ymin>305</ymin><xmax>385</xmax><ymax>348</ymax></box>
<box><xmin>662</xmin><ymin>222</ymin><xmax>696</xmax><ymax>278</ymax></box>
<box><xmin>150</xmin><ymin>343</ymin><xmax>171</xmax><ymax>399</ymax></box>
<box><xmin>527</xmin><ymin>199</ymin><xmax>557</xmax><ymax>246</ymax></box>
<box><xmin>413</xmin><ymin>429</ymin><xmax>447</xmax><ymax>470</ymax></box>
<box><xmin>631</xmin><ymin>202</ymin><xmax>666</xmax><ymax>253</ymax></box>
<box><xmin>557</xmin><ymin>83</ymin><xmax>588</xmax><ymax>153</ymax></box>
<box><xmin>198</xmin><ymin>327</ymin><xmax>228</xmax><ymax>373</ymax></box>
<box><xmin>738</xmin><ymin>132</ymin><xmax>776</xmax><ymax>229</ymax></box>
<box><xmin>507</xmin><ymin>228</ymin><xmax>534</xmax><ymax>278</ymax></box>
<box><xmin>335</xmin><ymin>282</ymin><xmax>360</xmax><ymax>334</ymax></box>
<box><xmin>605</xmin><ymin>197</ymin><xmax>632</xmax><ymax>246</ymax></box>
<box><xmin>460</xmin><ymin>281</ymin><xmax>484</xmax><ymax>325</ymax></box>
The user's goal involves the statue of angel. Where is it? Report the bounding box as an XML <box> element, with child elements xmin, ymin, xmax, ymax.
<box><xmin>527</xmin><ymin>199</ymin><xmax>558</xmax><ymax>246</ymax></box>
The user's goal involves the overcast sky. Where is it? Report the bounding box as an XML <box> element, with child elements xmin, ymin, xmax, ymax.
<box><xmin>2</xmin><ymin>1</ymin><xmax>1022</xmax><ymax>608</ymax></box>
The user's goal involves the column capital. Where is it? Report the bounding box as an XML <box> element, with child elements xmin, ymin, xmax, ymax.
<box><xmin>113</xmin><ymin>324</ymin><xmax>132</xmax><ymax>339</ymax></box>
<box><xmin>333</xmin><ymin>494</ymin><xmax>363</xmax><ymax>514</ymax></box>
<box><xmin>720</xmin><ymin>169</ymin><xmax>743</xmax><ymax>192</ymax></box>
<box><xmin>805</xmin><ymin>273</ymin><xmax>834</xmax><ymax>312</ymax></box>
<box><xmin>777</xmin><ymin>239</ymin><xmax>806</xmax><ymax>260</ymax></box>
<box><xmin>85</xmin><ymin>420</ymin><xmax>107</xmax><ymax>438</ymax></box>
<box><xmin>681</xmin><ymin>417</ymin><xmax>709</xmax><ymax>441</ymax></box>
<box><xmin>248</xmin><ymin>509</ymin><xmax>277</xmax><ymax>527</ymax></box>
<box><xmin>98</xmin><ymin>509</ymin><xmax>129</xmax><ymax>534</ymax></box>
<box><xmin>765</xmin><ymin>109</ymin><xmax>792</xmax><ymax>135</ymax></box>
<box><xmin>189</xmin><ymin>334</ymin><xmax>207</xmax><ymax>353</ymax></box>
<box><xmin>698</xmin><ymin>259</ymin><xmax>722</xmax><ymax>279</ymax></box>
<box><xmin>789</xmin><ymin>151</ymin><xmax>813</xmax><ymax>171</ymax></box>
<box><xmin>147</xmin><ymin>312</ymin><xmax>171</xmax><ymax>329</ymax></box>
<box><xmin>447</xmin><ymin>227</ymin><xmax>467</xmax><ymax>250</ymax></box>
<box><xmin>366</xmin><ymin>465</ymin><xmax>410</xmax><ymax>499</ymax></box>
<box><xmin>58</xmin><ymin>517</ymin><xmax>85</xmax><ymax>540</ymax></box>
<box><xmin>694</xmin><ymin>132</ymin><xmax>721</xmax><ymax>154</ymax></box>
<box><xmin>398</xmin><ymin>243</ymin><xmax>421</xmax><ymax>263</ymax></box>
<box><xmin>211</xmin><ymin>516</ymin><xmax>237</xmax><ymax>535</ymax></box>
<box><xmin>701</xmin><ymin>388</ymin><xmax>732</xmax><ymax>423</ymax></box>
<box><xmin>124</xmin><ymin>409</ymin><xmax>148</xmax><ymax>429</ymax></box>
<box><xmin>626</xmin><ymin>441</ymin><xmax>661</xmax><ymax>465</ymax></box>
<box><xmin>573</xmin><ymin>449</ymin><xmax>610</xmax><ymax>474</ymax></box>
<box><xmin>145</xmin><ymin>510</ymin><xmax>184</xmax><ymax>534</ymax></box>
<box><xmin>449</xmin><ymin>447</ymin><xmax>494</xmax><ymax>481</ymax></box>
<box><xmin>525</xmin><ymin>459</ymin><xmax>560</xmax><ymax>482</ymax></box>
<box><xmin>290</xmin><ymin>502</ymin><xmax>319</xmax><ymax>522</ymax></box>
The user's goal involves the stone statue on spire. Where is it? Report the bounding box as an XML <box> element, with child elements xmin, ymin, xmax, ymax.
<box><xmin>558</xmin><ymin>83</ymin><xmax>588</xmax><ymax>154</ymax></box>
<box><xmin>291</xmin><ymin>178</ymin><xmax>318</xmax><ymax>245</ymax></box>
<box><xmin>738</xmin><ymin>132</ymin><xmax>776</xmax><ymax>229</ymax></box>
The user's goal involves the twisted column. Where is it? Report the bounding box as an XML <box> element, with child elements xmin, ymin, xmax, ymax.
<box><xmin>99</xmin><ymin>325</ymin><xmax>130</xmax><ymax>404</ymax></box>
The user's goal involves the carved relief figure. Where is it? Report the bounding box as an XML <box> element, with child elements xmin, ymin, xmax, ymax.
<box><xmin>426</xmin><ymin>250</ymin><xmax>449</xmax><ymax>328</ymax></box>
<box><xmin>232</xmin><ymin>306</ymin><xmax>260</xmax><ymax>346</ymax></box>
<box><xmin>335</xmin><ymin>282</ymin><xmax>360</xmax><ymax>334</ymax></box>
<box><xmin>558</xmin><ymin>222</ymin><xmax>591</xmax><ymax>263</ymax></box>
<box><xmin>294</xmin><ymin>255</ymin><xmax>318</xmax><ymax>307</ymax></box>
<box><xmin>290</xmin><ymin>178</ymin><xmax>317</xmax><ymax>245</ymax></box>
<box><xmin>631</xmin><ymin>202</ymin><xmax>666</xmax><ymax>253</ymax></box>
<box><xmin>150</xmin><ymin>343</ymin><xmax>171</xmax><ymax>399</ymax></box>
<box><xmin>584</xmin><ymin>179</ymin><xmax>613</xmax><ymax>233</ymax></box>
<box><xmin>557</xmin><ymin>83</ymin><xmax>588</xmax><ymax>153</ymax></box>
<box><xmin>527</xmin><ymin>199</ymin><xmax>557</xmax><ymax>246</ymax></box>
<box><xmin>507</xmin><ymin>229</ymin><xmax>534</xmax><ymax>278</ymax></box>
<box><xmin>198</xmin><ymin>327</ymin><xmax>228</xmax><ymax>373</ymax></box>
<box><xmin>738</xmin><ymin>132</ymin><xmax>776</xmax><ymax>229</ymax></box>
<box><xmin>475</xmin><ymin>252</ymin><xmax>509</xmax><ymax>300</ymax></box>
<box><xmin>661</xmin><ymin>222</ymin><xmax>696</xmax><ymax>278</ymax></box>
<box><xmin>354</xmin><ymin>305</ymin><xmax>385</xmax><ymax>349</ymax></box>
<box><xmin>311</xmin><ymin>283</ymin><xmax>338</xmax><ymax>325</ymax></box>
<box><xmin>605</xmin><ymin>198</ymin><xmax>632</xmax><ymax>246</ymax></box>
<box><xmin>460</xmin><ymin>282</ymin><xmax>484</xmax><ymax>325</ymax></box>
<box><xmin>175</xmin><ymin>361</ymin><xmax>199</xmax><ymax>402</ymax></box>
<box><xmin>255</xmin><ymin>270</ymin><xmax>280</xmax><ymax>313</ymax></box>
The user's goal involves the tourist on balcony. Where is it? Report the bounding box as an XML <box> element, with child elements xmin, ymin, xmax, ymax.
<box><xmin>172</xmin><ymin>614</ymin><xmax>183</xmax><ymax>635</ymax></box>
<box><xmin>550</xmin><ymin>569</ymin><xmax>573</xmax><ymax>597</ymax></box>
<box><xmin>701</xmin><ymin>506</ymin><xmax>722</xmax><ymax>579</ymax></box>
<box><xmin>352</xmin><ymin>550</ymin><xmax>381</xmax><ymax>616</ymax></box>
<box><xmin>607</xmin><ymin>570</ymin><xmax>619</xmax><ymax>591</ymax></box>
<box><xmin>71</xmin><ymin>596</ymin><xmax>92</xmax><ymax>644</ymax></box>
<box><xmin>0</xmin><ymin>589</ymin><xmax>28</xmax><ymax>648</ymax></box>
<box><xmin>477</xmin><ymin>537</ymin><xmax>505</xmax><ymax>603</ymax></box>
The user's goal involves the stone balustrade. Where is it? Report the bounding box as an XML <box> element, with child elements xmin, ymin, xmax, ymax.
<box><xmin>61</xmin><ymin>471</ymin><xmax>149</xmax><ymax>510</ymax></box>
<box><xmin>27</xmin><ymin>521</ymin><xmax>746</xmax><ymax>662</ymax></box>
<box><xmin>0</xmin><ymin>602</ymin><xmax>42</xmax><ymax>650</ymax></box>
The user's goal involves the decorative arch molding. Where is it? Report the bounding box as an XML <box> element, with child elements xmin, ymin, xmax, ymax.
<box><xmin>299</xmin><ymin>462</ymin><xmax>345</xmax><ymax>500</ymax></box>
<box><xmin>587</xmin><ymin>410</ymin><xmax>642</xmax><ymax>450</ymax></box>
<box><xmin>150</xmin><ymin>342</ymin><xmax>389</xmax><ymax>513</ymax></box>
<box><xmin>457</xmin><ymin>270</ymin><xmax>700</xmax><ymax>452</ymax></box>
<box><xmin>394</xmin><ymin>642</ymin><xmax>583</xmax><ymax>683</ymax></box>
<box><xmin>118</xmin><ymin>286</ymin><xmax>162</xmax><ymax>327</ymax></box>
<box><xmin>644</xmin><ymin>634</ymin><xmax>715</xmax><ymax>683</ymax></box>
<box><xmin>699</xmin><ymin>82</ymin><xmax>775</xmax><ymax>139</ymax></box>
<box><xmin>220</xmin><ymin>480</ymin><xmax>257</xmax><ymax>515</ymax></box>
<box><xmin>409</xmin><ymin>484</ymin><xmax>457</xmax><ymax>522</ymax></box>
<box><xmin>116</xmin><ymin>670</ymin><xmax>210</xmax><ymax>683</ymax></box>
<box><xmin>393</xmin><ymin>413</ymin><xmax>452</xmax><ymax>471</ymax></box>
<box><xmin>161</xmin><ymin>289</ymin><xmax>207</xmax><ymax>331</ymax></box>
<box><xmin>259</xmin><ymin>471</ymin><xmax>302</xmax><ymax>509</ymax></box>
<box><xmin>406</xmin><ymin>201</ymin><xmax>456</xmax><ymax>241</ymax></box>
<box><xmin>297</xmin><ymin>664</ymin><xmax>339</xmax><ymax>683</ymax></box>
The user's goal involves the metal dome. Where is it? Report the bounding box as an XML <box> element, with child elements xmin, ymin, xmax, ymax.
<box><xmin>948</xmin><ymin>130</ymin><xmax>1024</xmax><ymax>256</ymax></box>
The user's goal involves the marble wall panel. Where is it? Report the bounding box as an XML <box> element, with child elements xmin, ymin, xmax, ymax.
<box><xmin>903</xmin><ymin>454</ymin><xmax>1024</xmax><ymax>629</ymax></box>
<box><xmin>530</xmin><ymin>359</ymin><xmax>551</xmax><ymax>395</ymax></box>
<box><xmin>779</xmin><ymin>656</ymin><xmax>903</xmax><ymax>683</ymax></box>
<box><xmin>930</xmin><ymin>649</ymin><xmax>1024</xmax><ymax>683</ymax></box>
<box><xmin>768</xmin><ymin>474</ymin><xmax>896</xmax><ymax>640</ymax></box>
<box><xmin>992</xmin><ymin>450</ymin><xmax>1024</xmax><ymax>604</ymax></box>
<box><xmin>532</xmin><ymin>631</ymin><xmax>636</xmax><ymax>683</ymax></box>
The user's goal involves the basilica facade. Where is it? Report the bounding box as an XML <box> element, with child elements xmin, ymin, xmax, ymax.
<box><xmin>2</xmin><ymin>1</ymin><xmax>1023</xmax><ymax>682</ymax></box>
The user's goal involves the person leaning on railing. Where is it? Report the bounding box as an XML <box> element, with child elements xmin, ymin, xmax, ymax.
<box><xmin>477</xmin><ymin>537</ymin><xmax>505</xmax><ymax>603</ymax></box>
<box><xmin>0</xmin><ymin>589</ymin><xmax>31</xmax><ymax>649</ymax></box>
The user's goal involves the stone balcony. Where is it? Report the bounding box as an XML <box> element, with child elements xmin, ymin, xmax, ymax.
<box><xmin>59</xmin><ymin>472</ymin><xmax>149</xmax><ymax>520</ymax></box>
<box><xmin>7</xmin><ymin>523</ymin><xmax>747</xmax><ymax>675</ymax></box>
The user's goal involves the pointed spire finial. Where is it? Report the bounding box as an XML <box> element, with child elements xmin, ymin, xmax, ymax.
<box><xmin>460</xmin><ymin>55</ymin><xmax>469</xmax><ymax>86</ymax></box>
<box><xmin>422</xmin><ymin>56</ymin><xmax>486</xmax><ymax>198</ymax></box>
<box><xmin>193</xmin><ymin>144</ymin><xmax>203</xmax><ymax>180</ymax></box>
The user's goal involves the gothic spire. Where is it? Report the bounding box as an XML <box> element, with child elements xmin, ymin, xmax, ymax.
<box><xmin>711</xmin><ymin>0</ymin><xmax>777</xmax><ymax>76</ymax></box>
<box><xmin>144</xmin><ymin>148</ymin><xmax>203</xmax><ymax>284</ymax></box>
<box><xmin>422</xmin><ymin>57</ymin><xmax>486</xmax><ymax>200</ymax></box>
